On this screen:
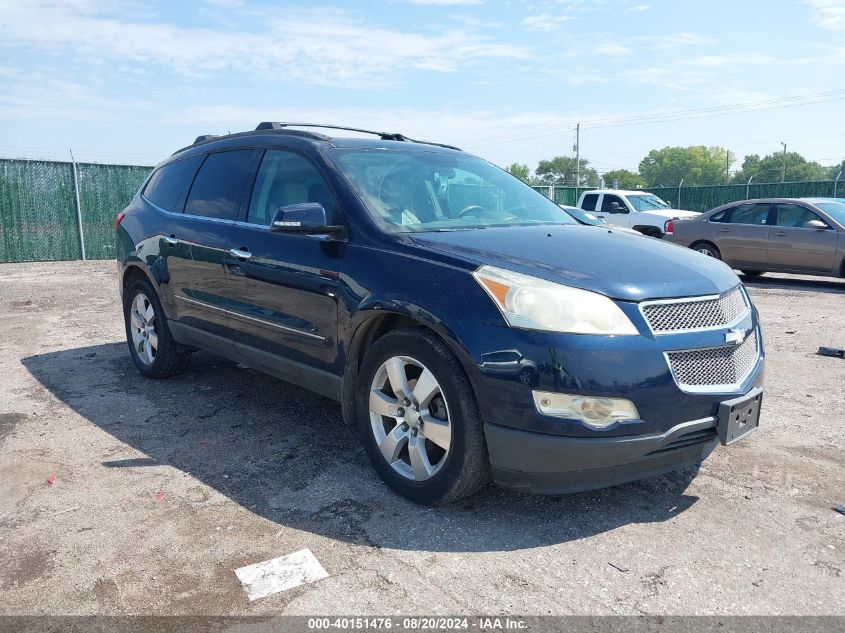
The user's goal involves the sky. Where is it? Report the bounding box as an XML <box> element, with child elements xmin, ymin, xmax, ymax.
<box><xmin>0</xmin><ymin>0</ymin><xmax>844</xmax><ymax>178</ymax></box>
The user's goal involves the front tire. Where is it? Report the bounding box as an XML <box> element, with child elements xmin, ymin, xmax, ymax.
<box><xmin>356</xmin><ymin>328</ymin><xmax>490</xmax><ymax>504</ymax></box>
<box><xmin>123</xmin><ymin>278</ymin><xmax>191</xmax><ymax>378</ymax></box>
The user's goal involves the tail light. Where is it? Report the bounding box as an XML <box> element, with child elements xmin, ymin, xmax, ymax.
<box><xmin>664</xmin><ymin>219</ymin><xmax>674</xmax><ymax>235</ymax></box>
<box><xmin>114</xmin><ymin>212</ymin><xmax>126</xmax><ymax>231</ymax></box>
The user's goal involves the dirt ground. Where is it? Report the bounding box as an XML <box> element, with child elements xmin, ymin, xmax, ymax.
<box><xmin>0</xmin><ymin>261</ymin><xmax>842</xmax><ymax>615</ymax></box>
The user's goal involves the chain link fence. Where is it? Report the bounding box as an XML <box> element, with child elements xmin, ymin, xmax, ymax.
<box><xmin>533</xmin><ymin>179</ymin><xmax>844</xmax><ymax>213</ymax></box>
<box><xmin>2</xmin><ymin>158</ymin><xmax>844</xmax><ymax>263</ymax></box>
<box><xmin>0</xmin><ymin>158</ymin><xmax>152</xmax><ymax>263</ymax></box>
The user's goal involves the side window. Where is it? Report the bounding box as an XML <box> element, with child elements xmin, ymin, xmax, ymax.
<box><xmin>710</xmin><ymin>209</ymin><xmax>728</xmax><ymax>222</ymax></box>
<box><xmin>581</xmin><ymin>193</ymin><xmax>598</xmax><ymax>211</ymax></box>
<box><xmin>775</xmin><ymin>204</ymin><xmax>824</xmax><ymax>228</ymax></box>
<box><xmin>600</xmin><ymin>194</ymin><xmax>626</xmax><ymax>213</ymax></box>
<box><xmin>726</xmin><ymin>203</ymin><xmax>770</xmax><ymax>225</ymax></box>
<box><xmin>142</xmin><ymin>156</ymin><xmax>202</xmax><ymax>212</ymax></box>
<box><xmin>247</xmin><ymin>150</ymin><xmax>341</xmax><ymax>226</ymax></box>
<box><xmin>184</xmin><ymin>150</ymin><xmax>259</xmax><ymax>220</ymax></box>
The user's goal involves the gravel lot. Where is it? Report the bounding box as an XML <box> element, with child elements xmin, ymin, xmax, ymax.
<box><xmin>0</xmin><ymin>261</ymin><xmax>842</xmax><ymax>615</ymax></box>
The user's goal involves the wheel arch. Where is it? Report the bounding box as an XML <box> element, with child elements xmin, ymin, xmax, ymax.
<box><xmin>689</xmin><ymin>239</ymin><xmax>720</xmax><ymax>256</ymax></box>
<box><xmin>340</xmin><ymin>309</ymin><xmax>481</xmax><ymax>427</ymax></box>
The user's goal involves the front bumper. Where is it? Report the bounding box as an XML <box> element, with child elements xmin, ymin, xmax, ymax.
<box><xmin>485</xmin><ymin>416</ymin><xmax>720</xmax><ymax>494</ymax></box>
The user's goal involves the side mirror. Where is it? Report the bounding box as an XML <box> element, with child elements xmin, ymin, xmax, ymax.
<box><xmin>270</xmin><ymin>203</ymin><xmax>343</xmax><ymax>234</ymax></box>
<box><xmin>805</xmin><ymin>219</ymin><xmax>827</xmax><ymax>230</ymax></box>
<box><xmin>609</xmin><ymin>201</ymin><xmax>627</xmax><ymax>214</ymax></box>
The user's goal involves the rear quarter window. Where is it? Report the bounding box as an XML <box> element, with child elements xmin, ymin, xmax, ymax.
<box><xmin>142</xmin><ymin>155</ymin><xmax>202</xmax><ymax>212</ymax></box>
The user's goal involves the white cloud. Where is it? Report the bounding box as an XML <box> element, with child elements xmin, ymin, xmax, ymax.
<box><xmin>806</xmin><ymin>0</ymin><xmax>845</xmax><ymax>30</ymax></box>
<box><xmin>625</xmin><ymin>4</ymin><xmax>651</xmax><ymax>12</ymax></box>
<box><xmin>524</xmin><ymin>13</ymin><xmax>572</xmax><ymax>31</ymax></box>
<box><xmin>596</xmin><ymin>43</ymin><xmax>632</xmax><ymax>56</ymax></box>
<box><xmin>0</xmin><ymin>1</ymin><xmax>528</xmax><ymax>88</ymax></box>
<box><xmin>405</xmin><ymin>0</ymin><xmax>483</xmax><ymax>4</ymax></box>
<box><xmin>637</xmin><ymin>32</ymin><xmax>710</xmax><ymax>49</ymax></box>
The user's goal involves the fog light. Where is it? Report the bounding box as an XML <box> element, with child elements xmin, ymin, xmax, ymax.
<box><xmin>532</xmin><ymin>391</ymin><xmax>640</xmax><ymax>429</ymax></box>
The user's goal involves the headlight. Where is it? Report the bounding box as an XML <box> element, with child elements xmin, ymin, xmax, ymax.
<box><xmin>533</xmin><ymin>391</ymin><xmax>640</xmax><ymax>429</ymax></box>
<box><xmin>472</xmin><ymin>265</ymin><xmax>638</xmax><ymax>335</ymax></box>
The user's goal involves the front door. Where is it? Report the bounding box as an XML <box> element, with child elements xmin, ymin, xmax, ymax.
<box><xmin>765</xmin><ymin>203</ymin><xmax>837</xmax><ymax>272</ymax></box>
<box><xmin>597</xmin><ymin>193</ymin><xmax>631</xmax><ymax>227</ymax></box>
<box><xmin>713</xmin><ymin>202</ymin><xmax>771</xmax><ymax>268</ymax></box>
<box><xmin>224</xmin><ymin>149</ymin><xmax>344</xmax><ymax>398</ymax></box>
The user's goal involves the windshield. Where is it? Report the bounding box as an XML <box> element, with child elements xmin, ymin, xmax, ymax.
<box><xmin>328</xmin><ymin>148</ymin><xmax>577</xmax><ymax>231</ymax></box>
<box><xmin>814</xmin><ymin>200</ymin><xmax>845</xmax><ymax>226</ymax></box>
<box><xmin>561</xmin><ymin>206</ymin><xmax>605</xmax><ymax>226</ymax></box>
<box><xmin>627</xmin><ymin>194</ymin><xmax>670</xmax><ymax>211</ymax></box>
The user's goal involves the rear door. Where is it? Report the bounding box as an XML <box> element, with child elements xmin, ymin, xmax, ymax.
<box><xmin>169</xmin><ymin>148</ymin><xmax>261</xmax><ymax>341</ymax></box>
<box><xmin>766</xmin><ymin>203</ymin><xmax>837</xmax><ymax>272</ymax></box>
<box><xmin>223</xmin><ymin>148</ymin><xmax>345</xmax><ymax>397</ymax></box>
<box><xmin>713</xmin><ymin>202</ymin><xmax>771</xmax><ymax>267</ymax></box>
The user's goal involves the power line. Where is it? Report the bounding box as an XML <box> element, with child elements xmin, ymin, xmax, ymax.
<box><xmin>461</xmin><ymin>89</ymin><xmax>845</xmax><ymax>149</ymax></box>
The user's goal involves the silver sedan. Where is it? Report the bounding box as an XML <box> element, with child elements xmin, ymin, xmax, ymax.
<box><xmin>667</xmin><ymin>197</ymin><xmax>845</xmax><ymax>278</ymax></box>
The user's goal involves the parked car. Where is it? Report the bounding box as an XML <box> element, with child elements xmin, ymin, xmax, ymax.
<box><xmin>667</xmin><ymin>198</ymin><xmax>845</xmax><ymax>278</ymax></box>
<box><xmin>116</xmin><ymin>122</ymin><xmax>764</xmax><ymax>504</ymax></box>
<box><xmin>558</xmin><ymin>204</ymin><xmax>643</xmax><ymax>236</ymax></box>
<box><xmin>576</xmin><ymin>189</ymin><xmax>699</xmax><ymax>238</ymax></box>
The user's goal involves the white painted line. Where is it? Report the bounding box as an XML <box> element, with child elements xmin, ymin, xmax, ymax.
<box><xmin>235</xmin><ymin>548</ymin><xmax>329</xmax><ymax>602</ymax></box>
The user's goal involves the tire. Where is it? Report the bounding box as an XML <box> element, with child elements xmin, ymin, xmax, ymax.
<box><xmin>741</xmin><ymin>271</ymin><xmax>764</xmax><ymax>278</ymax></box>
<box><xmin>123</xmin><ymin>278</ymin><xmax>191</xmax><ymax>378</ymax></box>
<box><xmin>691</xmin><ymin>242</ymin><xmax>721</xmax><ymax>260</ymax></box>
<box><xmin>356</xmin><ymin>328</ymin><xmax>491</xmax><ymax>504</ymax></box>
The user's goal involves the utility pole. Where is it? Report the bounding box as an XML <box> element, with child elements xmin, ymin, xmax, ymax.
<box><xmin>780</xmin><ymin>142</ymin><xmax>787</xmax><ymax>182</ymax></box>
<box><xmin>574</xmin><ymin>122</ymin><xmax>580</xmax><ymax>188</ymax></box>
<box><xmin>725</xmin><ymin>150</ymin><xmax>731</xmax><ymax>184</ymax></box>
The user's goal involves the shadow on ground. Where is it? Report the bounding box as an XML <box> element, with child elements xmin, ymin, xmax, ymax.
<box><xmin>22</xmin><ymin>342</ymin><xmax>701</xmax><ymax>553</ymax></box>
<box><xmin>739</xmin><ymin>273</ymin><xmax>844</xmax><ymax>294</ymax></box>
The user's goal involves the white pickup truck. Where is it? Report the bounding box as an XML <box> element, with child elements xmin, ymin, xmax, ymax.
<box><xmin>576</xmin><ymin>189</ymin><xmax>699</xmax><ymax>238</ymax></box>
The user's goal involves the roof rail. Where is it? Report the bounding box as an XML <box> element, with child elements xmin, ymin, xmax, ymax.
<box><xmin>255</xmin><ymin>122</ymin><xmax>461</xmax><ymax>151</ymax></box>
<box><xmin>193</xmin><ymin>134</ymin><xmax>220</xmax><ymax>144</ymax></box>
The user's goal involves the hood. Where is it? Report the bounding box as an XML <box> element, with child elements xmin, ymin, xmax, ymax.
<box><xmin>644</xmin><ymin>208</ymin><xmax>700</xmax><ymax>219</ymax></box>
<box><xmin>409</xmin><ymin>224</ymin><xmax>739</xmax><ymax>302</ymax></box>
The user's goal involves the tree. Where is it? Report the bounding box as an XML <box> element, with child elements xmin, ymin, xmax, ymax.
<box><xmin>601</xmin><ymin>168</ymin><xmax>644</xmax><ymax>190</ymax></box>
<box><xmin>505</xmin><ymin>163</ymin><xmax>530</xmax><ymax>183</ymax></box>
<box><xmin>732</xmin><ymin>151</ymin><xmax>830</xmax><ymax>183</ymax></box>
<box><xmin>827</xmin><ymin>159</ymin><xmax>845</xmax><ymax>181</ymax></box>
<box><xmin>638</xmin><ymin>146</ymin><xmax>731</xmax><ymax>187</ymax></box>
<box><xmin>535</xmin><ymin>155</ymin><xmax>598</xmax><ymax>186</ymax></box>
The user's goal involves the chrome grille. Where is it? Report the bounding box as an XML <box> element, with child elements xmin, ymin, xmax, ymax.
<box><xmin>642</xmin><ymin>285</ymin><xmax>748</xmax><ymax>333</ymax></box>
<box><xmin>666</xmin><ymin>330</ymin><xmax>759</xmax><ymax>393</ymax></box>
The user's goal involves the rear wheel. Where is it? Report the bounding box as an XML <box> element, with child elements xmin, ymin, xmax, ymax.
<box><xmin>692</xmin><ymin>242</ymin><xmax>721</xmax><ymax>260</ymax></box>
<box><xmin>123</xmin><ymin>278</ymin><xmax>191</xmax><ymax>378</ymax></box>
<box><xmin>356</xmin><ymin>328</ymin><xmax>490</xmax><ymax>504</ymax></box>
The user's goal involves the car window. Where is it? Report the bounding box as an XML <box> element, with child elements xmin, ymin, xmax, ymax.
<box><xmin>775</xmin><ymin>204</ymin><xmax>825</xmax><ymax>228</ymax></box>
<box><xmin>247</xmin><ymin>150</ymin><xmax>341</xmax><ymax>226</ymax></box>
<box><xmin>600</xmin><ymin>194</ymin><xmax>626</xmax><ymax>213</ymax></box>
<box><xmin>327</xmin><ymin>148</ymin><xmax>576</xmax><ymax>232</ymax></box>
<box><xmin>184</xmin><ymin>150</ymin><xmax>259</xmax><ymax>220</ymax></box>
<box><xmin>627</xmin><ymin>194</ymin><xmax>670</xmax><ymax>211</ymax></box>
<box><xmin>726</xmin><ymin>203</ymin><xmax>770</xmax><ymax>225</ymax></box>
<box><xmin>814</xmin><ymin>200</ymin><xmax>845</xmax><ymax>225</ymax></box>
<box><xmin>709</xmin><ymin>209</ymin><xmax>728</xmax><ymax>222</ymax></box>
<box><xmin>142</xmin><ymin>155</ymin><xmax>202</xmax><ymax>212</ymax></box>
<box><xmin>581</xmin><ymin>193</ymin><xmax>598</xmax><ymax>211</ymax></box>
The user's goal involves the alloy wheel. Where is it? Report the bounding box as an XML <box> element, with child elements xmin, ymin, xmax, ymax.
<box><xmin>129</xmin><ymin>292</ymin><xmax>158</xmax><ymax>365</ymax></box>
<box><xmin>368</xmin><ymin>355</ymin><xmax>452</xmax><ymax>481</ymax></box>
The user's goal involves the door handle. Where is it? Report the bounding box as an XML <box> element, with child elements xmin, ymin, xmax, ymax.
<box><xmin>163</xmin><ymin>235</ymin><xmax>178</xmax><ymax>246</ymax></box>
<box><xmin>719</xmin><ymin>228</ymin><xmax>730</xmax><ymax>233</ymax></box>
<box><xmin>229</xmin><ymin>248</ymin><xmax>252</xmax><ymax>260</ymax></box>
<box><xmin>773</xmin><ymin>231</ymin><xmax>787</xmax><ymax>237</ymax></box>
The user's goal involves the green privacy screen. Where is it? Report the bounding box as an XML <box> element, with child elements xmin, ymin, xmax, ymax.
<box><xmin>533</xmin><ymin>180</ymin><xmax>843</xmax><ymax>213</ymax></box>
<box><xmin>1</xmin><ymin>157</ymin><xmax>842</xmax><ymax>263</ymax></box>
<box><xmin>0</xmin><ymin>159</ymin><xmax>152</xmax><ymax>263</ymax></box>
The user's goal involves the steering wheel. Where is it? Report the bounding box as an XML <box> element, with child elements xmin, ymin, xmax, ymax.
<box><xmin>457</xmin><ymin>205</ymin><xmax>487</xmax><ymax>218</ymax></box>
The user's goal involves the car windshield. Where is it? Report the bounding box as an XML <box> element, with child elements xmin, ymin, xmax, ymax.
<box><xmin>814</xmin><ymin>200</ymin><xmax>845</xmax><ymax>226</ymax></box>
<box><xmin>328</xmin><ymin>148</ymin><xmax>577</xmax><ymax>231</ymax></box>
<box><xmin>561</xmin><ymin>206</ymin><xmax>605</xmax><ymax>226</ymax></box>
<box><xmin>627</xmin><ymin>194</ymin><xmax>670</xmax><ymax>211</ymax></box>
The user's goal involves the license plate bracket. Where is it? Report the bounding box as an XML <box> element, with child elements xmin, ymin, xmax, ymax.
<box><xmin>717</xmin><ymin>388</ymin><xmax>762</xmax><ymax>445</ymax></box>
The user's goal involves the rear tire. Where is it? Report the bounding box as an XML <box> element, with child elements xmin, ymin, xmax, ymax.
<box><xmin>356</xmin><ymin>328</ymin><xmax>490</xmax><ymax>504</ymax></box>
<box><xmin>691</xmin><ymin>242</ymin><xmax>721</xmax><ymax>260</ymax></box>
<box><xmin>123</xmin><ymin>278</ymin><xmax>191</xmax><ymax>378</ymax></box>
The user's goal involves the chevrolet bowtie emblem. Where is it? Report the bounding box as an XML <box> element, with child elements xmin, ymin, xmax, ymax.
<box><xmin>725</xmin><ymin>328</ymin><xmax>747</xmax><ymax>345</ymax></box>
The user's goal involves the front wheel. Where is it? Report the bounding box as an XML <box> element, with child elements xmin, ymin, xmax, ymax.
<box><xmin>356</xmin><ymin>328</ymin><xmax>490</xmax><ymax>504</ymax></box>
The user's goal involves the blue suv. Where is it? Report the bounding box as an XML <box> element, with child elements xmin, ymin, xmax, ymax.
<box><xmin>116</xmin><ymin>122</ymin><xmax>764</xmax><ymax>504</ymax></box>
